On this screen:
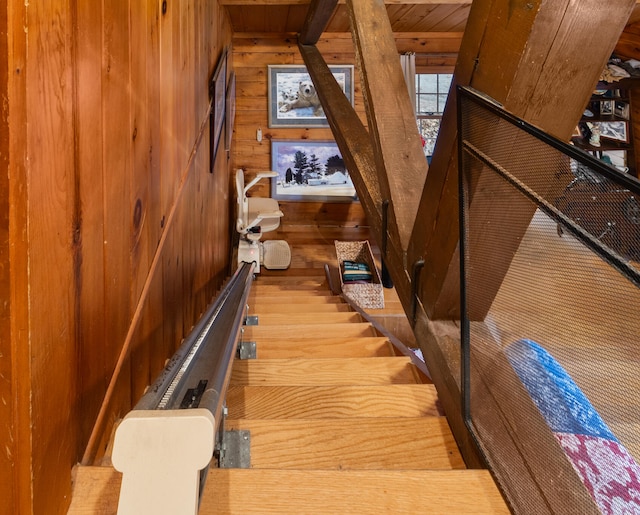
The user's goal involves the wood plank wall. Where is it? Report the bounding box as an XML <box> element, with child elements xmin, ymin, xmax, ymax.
<box><xmin>3</xmin><ymin>1</ymin><xmax>232</xmax><ymax>513</ymax></box>
<box><xmin>230</xmin><ymin>32</ymin><xmax>459</xmax><ymax>226</ymax></box>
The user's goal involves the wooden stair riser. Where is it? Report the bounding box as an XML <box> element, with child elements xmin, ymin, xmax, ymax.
<box><xmin>241</xmin><ymin>323</ymin><xmax>377</xmax><ymax>340</ymax></box>
<box><xmin>244</xmin><ymin>336</ymin><xmax>395</xmax><ymax>359</ymax></box>
<box><xmin>225</xmin><ymin>384</ymin><xmax>443</xmax><ymax>419</ymax></box>
<box><xmin>246</xmin><ymin>312</ymin><xmax>362</xmax><ymax>325</ymax></box>
<box><xmin>224</xmin><ymin>418</ymin><xmax>465</xmax><ymax>470</ymax></box>
<box><xmin>246</xmin><ymin>303</ymin><xmax>351</xmax><ymax>313</ymax></box>
<box><xmin>248</xmin><ymin>295</ymin><xmax>344</xmax><ymax>305</ymax></box>
<box><xmin>230</xmin><ymin>357</ymin><xmax>422</xmax><ymax>386</ymax></box>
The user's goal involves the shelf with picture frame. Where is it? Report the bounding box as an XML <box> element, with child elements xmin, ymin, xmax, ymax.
<box><xmin>572</xmin><ymin>81</ymin><xmax>637</xmax><ymax>177</ymax></box>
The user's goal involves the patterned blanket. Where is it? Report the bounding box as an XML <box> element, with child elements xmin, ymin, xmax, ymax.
<box><xmin>506</xmin><ymin>339</ymin><xmax>640</xmax><ymax>514</ymax></box>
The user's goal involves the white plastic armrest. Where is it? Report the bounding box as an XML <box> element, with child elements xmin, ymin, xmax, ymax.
<box><xmin>255</xmin><ymin>210</ymin><xmax>284</xmax><ymax>219</ymax></box>
<box><xmin>244</xmin><ymin>171</ymin><xmax>278</xmax><ymax>193</ymax></box>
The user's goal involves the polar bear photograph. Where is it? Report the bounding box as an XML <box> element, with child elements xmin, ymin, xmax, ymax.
<box><xmin>279</xmin><ymin>81</ymin><xmax>324</xmax><ymax>116</ymax></box>
<box><xmin>269</xmin><ymin>65</ymin><xmax>352</xmax><ymax>126</ymax></box>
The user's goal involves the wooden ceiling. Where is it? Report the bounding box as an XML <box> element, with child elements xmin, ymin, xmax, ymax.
<box><xmin>222</xmin><ymin>0</ymin><xmax>640</xmax><ymax>36</ymax></box>
<box><xmin>222</xmin><ymin>0</ymin><xmax>471</xmax><ymax>34</ymax></box>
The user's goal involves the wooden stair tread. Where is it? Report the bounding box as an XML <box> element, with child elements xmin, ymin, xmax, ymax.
<box><xmin>248</xmin><ymin>295</ymin><xmax>344</xmax><ymax>304</ymax></box>
<box><xmin>247</xmin><ymin>302</ymin><xmax>351</xmax><ymax>313</ymax></box>
<box><xmin>226</xmin><ymin>384</ymin><xmax>442</xmax><ymax>419</ymax></box>
<box><xmin>250</xmin><ymin>336</ymin><xmax>395</xmax><ymax>358</ymax></box>
<box><xmin>251</xmin><ymin>284</ymin><xmax>332</xmax><ymax>293</ymax></box>
<box><xmin>242</xmin><ymin>322</ymin><xmax>377</xmax><ymax>339</ymax></box>
<box><xmin>201</xmin><ymin>469</ymin><xmax>509</xmax><ymax>514</ymax></box>
<box><xmin>230</xmin><ymin>357</ymin><xmax>421</xmax><ymax>386</ymax></box>
<box><xmin>67</xmin><ymin>467</ymin><xmax>509</xmax><ymax>515</ymax></box>
<box><xmin>225</xmin><ymin>417</ymin><xmax>464</xmax><ymax>470</ymax></box>
<box><xmin>251</xmin><ymin>312</ymin><xmax>362</xmax><ymax>325</ymax></box>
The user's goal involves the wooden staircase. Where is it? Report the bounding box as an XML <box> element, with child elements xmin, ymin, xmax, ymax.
<box><xmin>68</xmin><ymin>269</ymin><xmax>509</xmax><ymax>513</ymax></box>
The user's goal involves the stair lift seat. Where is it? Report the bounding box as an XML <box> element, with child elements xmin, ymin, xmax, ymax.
<box><xmin>236</xmin><ymin>169</ymin><xmax>291</xmax><ymax>271</ymax></box>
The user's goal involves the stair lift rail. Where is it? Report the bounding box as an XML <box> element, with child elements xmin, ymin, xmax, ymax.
<box><xmin>111</xmin><ymin>261</ymin><xmax>256</xmax><ymax>515</ymax></box>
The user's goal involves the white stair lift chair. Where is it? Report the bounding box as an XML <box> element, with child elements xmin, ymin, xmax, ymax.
<box><xmin>236</xmin><ymin>169</ymin><xmax>291</xmax><ymax>272</ymax></box>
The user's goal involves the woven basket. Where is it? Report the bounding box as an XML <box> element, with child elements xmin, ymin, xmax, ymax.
<box><xmin>335</xmin><ymin>240</ymin><xmax>385</xmax><ymax>309</ymax></box>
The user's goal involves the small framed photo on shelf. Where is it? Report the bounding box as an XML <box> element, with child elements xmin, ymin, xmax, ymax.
<box><xmin>595</xmin><ymin>121</ymin><xmax>628</xmax><ymax>143</ymax></box>
<box><xmin>614</xmin><ymin>101</ymin><xmax>629</xmax><ymax>119</ymax></box>
<box><xmin>600</xmin><ymin>100</ymin><xmax>613</xmax><ymax>116</ymax></box>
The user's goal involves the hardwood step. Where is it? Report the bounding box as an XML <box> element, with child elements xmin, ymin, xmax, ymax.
<box><xmin>249</xmin><ymin>312</ymin><xmax>362</xmax><ymax>325</ymax></box>
<box><xmin>248</xmin><ymin>336</ymin><xmax>395</xmax><ymax>359</ymax></box>
<box><xmin>226</xmin><ymin>384</ymin><xmax>442</xmax><ymax>419</ymax></box>
<box><xmin>201</xmin><ymin>469</ymin><xmax>510</xmax><ymax>514</ymax></box>
<box><xmin>230</xmin><ymin>357</ymin><xmax>422</xmax><ymax>386</ymax></box>
<box><xmin>248</xmin><ymin>295</ymin><xmax>344</xmax><ymax>304</ymax></box>
<box><xmin>251</xmin><ymin>284</ymin><xmax>331</xmax><ymax>293</ymax></box>
<box><xmin>224</xmin><ymin>417</ymin><xmax>465</xmax><ymax>470</ymax></box>
<box><xmin>247</xmin><ymin>302</ymin><xmax>351</xmax><ymax>313</ymax></box>
<box><xmin>242</xmin><ymin>322</ymin><xmax>377</xmax><ymax>340</ymax></box>
<box><xmin>67</xmin><ymin>467</ymin><xmax>509</xmax><ymax>514</ymax></box>
<box><xmin>254</xmin><ymin>277</ymin><xmax>326</xmax><ymax>286</ymax></box>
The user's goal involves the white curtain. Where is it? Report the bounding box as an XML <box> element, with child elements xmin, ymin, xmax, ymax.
<box><xmin>400</xmin><ymin>52</ymin><xmax>416</xmax><ymax>114</ymax></box>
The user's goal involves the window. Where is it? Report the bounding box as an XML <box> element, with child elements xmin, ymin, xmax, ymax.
<box><xmin>415</xmin><ymin>73</ymin><xmax>453</xmax><ymax>158</ymax></box>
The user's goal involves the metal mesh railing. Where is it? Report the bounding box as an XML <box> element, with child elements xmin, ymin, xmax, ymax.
<box><xmin>458</xmin><ymin>86</ymin><xmax>640</xmax><ymax>514</ymax></box>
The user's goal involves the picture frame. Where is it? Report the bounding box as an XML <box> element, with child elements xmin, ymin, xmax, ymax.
<box><xmin>225</xmin><ymin>70</ymin><xmax>236</xmax><ymax>154</ymax></box>
<box><xmin>270</xmin><ymin>139</ymin><xmax>357</xmax><ymax>202</ymax></box>
<box><xmin>209</xmin><ymin>47</ymin><xmax>227</xmax><ymax>172</ymax></box>
<box><xmin>595</xmin><ymin>121</ymin><xmax>628</xmax><ymax>143</ymax></box>
<box><xmin>614</xmin><ymin>101</ymin><xmax>629</xmax><ymax>119</ymax></box>
<box><xmin>600</xmin><ymin>100</ymin><xmax>613</xmax><ymax>116</ymax></box>
<box><xmin>267</xmin><ymin>65</ymin><xmax>354</xmax><ymax>128</ymax></box>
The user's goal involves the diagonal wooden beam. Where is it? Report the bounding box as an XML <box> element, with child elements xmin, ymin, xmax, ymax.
<box><xmin>299</xmin><ymin>0</ymin><xmax>339</xmax><ymax>45</ymax></box>
<box><xmin>299</xmin><ymin>43</ymin><xmax>414</xmax><ymax>312</ymax></box>
<box><xmin>347</xmin><ymin>0</ymin><xmax>427</xmax><ymax>252</ymax></box>
<box><xmin>408</xmin><ymin>0</ymin><xmax>637</xmax><ymax>320</ymax></box>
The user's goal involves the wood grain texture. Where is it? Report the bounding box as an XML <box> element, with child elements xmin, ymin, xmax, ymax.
<box><xmin>251</xmin><ymin>336</ymin><xmax>395</xmax><ymax>358</ymax></box>
<box><xmin>241</xmin><ymin>321</ymin><xmax>377</xmax><ymax>339</ymax></box>
<box><xmin>253</xmin><ymin>311</ymin><xmax>363</xmax><ymax>324</ymax></box>
<box><xmin>230</xmin><ymin>356</ymin><xmax>421</xmax><ymax>385</ymax></box>
<box><xmin>4</xmin><ymin>0</ymin><xmax>234</xmax><ymax>511</ymax></box>
<box><xmin>67</xmin><ymin>467</ymin><xmax>509</xmax><ymax>514</ymax></box>
<box><xmin>226</xmin><ymin>384</ymin><xmax>442</xmax><ymax>418</ymax></box>
<box><xmin>225</xmin><ymin>417</ymin><xmax>465</xmax><ymax>469</ymax></box>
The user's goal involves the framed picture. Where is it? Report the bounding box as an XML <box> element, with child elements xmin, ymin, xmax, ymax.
<box><xmin>268</xmin><ymin>65</ymin><xmax>354</xmax><ymax>128</ymax></box>
<box><xmin>600</xmin><ymin>100</ymin><xmax>613</xmax><ymax>116</ymax></box>
<box><xmin>614</xmin><ymin>101</ymin><xmax>629</xmax><ymax>119</ymax></box>
<box><xmin>225</xmin><ymin>71</ymin><xmax>236</xmax><ymax>154</ymax></box>
<box><xmin>209</xmin><ymin>47</ymin><xmax>227</xmax><ymax>171</ymax></box>
<box><xmin>270</xmin><ymin>140</ymin><xmax>357</xmax><ymax>202</ymax></box>
<box><xmin>596</xmin><ymin>121</ymin><xmax>628</xmax><ymax>143</ymax></box>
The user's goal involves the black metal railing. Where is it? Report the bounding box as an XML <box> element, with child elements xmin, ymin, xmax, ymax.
<box><xmin>458</xmin><ymin>86</ymin><xmax>640</xmax><ymax>514</ymax></box>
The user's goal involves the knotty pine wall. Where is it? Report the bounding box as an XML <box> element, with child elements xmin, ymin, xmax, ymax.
<box><xmin>230</xmin><ymin>32</ymin><xmax>459</xmax><ymax>226</ymax></box>
<box><xmin>2</xmin><ymin>1</ymin><xmax>232</xmax><ymax>513</ymax></box>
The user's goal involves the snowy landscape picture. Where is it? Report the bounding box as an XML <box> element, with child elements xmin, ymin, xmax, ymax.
<box><xmin>271</xmin><ymin>140</ymin><xmax>357</xmax><ymax>202</ymax></box>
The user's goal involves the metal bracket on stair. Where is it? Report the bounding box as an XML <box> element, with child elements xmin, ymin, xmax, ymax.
<box><xmin>237</xmin><ymin>340</ymin><xmax>257</xmax><ymax>359</ymax></box>
<box><xmin>217</xmin><ymin>430</ymin><xmax>251</xmax><ymax>469</ymax></box>
<box><xmin>214</xmin><ymin>404</ymin><xmax>251</xmax><ymax>469</ymax></box>
<box><xmin>244</xmin><ymin>315</ymin><xmax>259</xmax><ymax>326</ymax></box>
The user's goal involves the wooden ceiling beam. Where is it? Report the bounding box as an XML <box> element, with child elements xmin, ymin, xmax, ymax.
<box><xmin>408</xmin><ymin>0</ymin><xmax>638</xmax><ymax>321</ymax></box>
<box><xmin>347</xmin><ymin>0</ymin><xmax>427</xmax><ymax>252</ymax></box>
<box><xmin>299</xmin><ymin>0</ymin><xmax>339</xmax><ymax>44</ymax></box>
<box><xmin>299</xmin><ymin>43</ymin><xmax>414</xmax><ymax>312</ymax></box>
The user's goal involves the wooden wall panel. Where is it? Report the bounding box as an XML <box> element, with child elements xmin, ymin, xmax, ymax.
<box><xmin>0</xmin><ymin>5</ymin><xmax>15</xmax><ymax>514</ymax></box>
<box><xmin>4</xmin><ymin>0</ymin><xmax>233</xmax><ymax>513</ymax></box>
